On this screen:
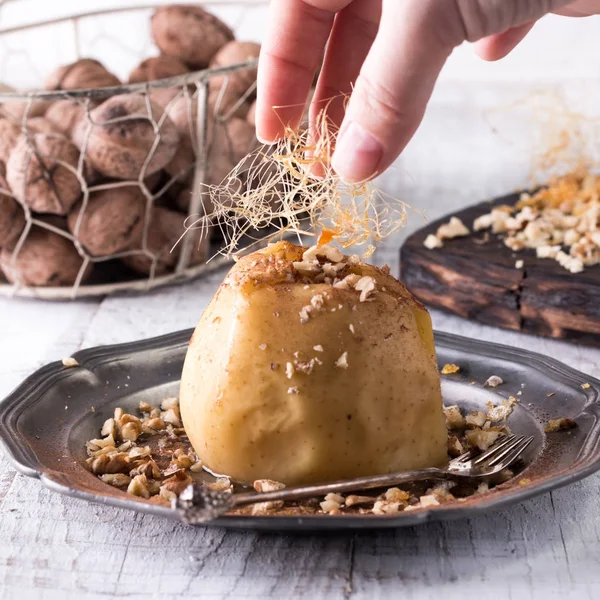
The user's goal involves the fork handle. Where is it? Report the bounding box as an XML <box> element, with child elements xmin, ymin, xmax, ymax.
<box><xmin>231</xmin><ymin>467</ymin><xmax>447</xmax><ymax>507</ymax></box>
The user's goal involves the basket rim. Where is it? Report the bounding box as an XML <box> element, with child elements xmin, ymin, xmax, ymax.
<box><xmin>0</xmin><ymin>1</ymin><xmax>268</xmax><ymax>36</ymax></box>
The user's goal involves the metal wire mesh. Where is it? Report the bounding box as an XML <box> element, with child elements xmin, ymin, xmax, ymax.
<box><xmin>0</xmin><ymin>2</ymin><xmax>272</xmax><ymax>299</ymax></box>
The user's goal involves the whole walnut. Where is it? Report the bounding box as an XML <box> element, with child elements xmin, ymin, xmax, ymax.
<box><xmin>0</xmin><ymin>98</ymin><xmax>50</xmax><ymax>121</ymax></box>
<box><xmin>67</xmin><ymin>187</ymin><xmax>147</xmax><ymax>257</ymax></box>
<box><xmin>45</xmin><ymin>58</ymin><xmax>120</xmax><ymax>91</ymax></box>
<box><xmin>216</xmin><ymin>117</ymin><xmax>257</xmax><ymax>162</ymax></box>
<box><xmin>165</xmin><ymin>139</ymin><xmax>195</xmax><ymax>184</ymax></box>
<box><xmin>128</xmin><ymin>56</ymin><xmax>189</xmax><ymax>84</ymax></box>
<box><xmin>123</xmin><ymin>206</ymin><xmax>209</xmax><ymax>275</ymax></box>
<box><xmin>0</xmin><ymin>117</ymin><xmax>63</xmax><ymax>165</ymax></box>
<box><xmin>208</xmin><ymin>83</ymin><xmax>250</xmax><ymax>120</ymax></box>
<box><xmin>72</xmin><ymin>94</ymin><xmax>180</xmax><ymax>180</ymax></box>
<box><xmin>0</xmin><ymin>227</ymin><xmax>91</xmax><ymax>286</ymax></box>
<box><xmin>151</xmin><ymin>5</ymin><xmax>234</xmax><ymax>69</ymax></box>
<box><xmin>149</xmin><ymin>88</ymin><xmax>181</xmax><ymax>111</ymax></box>
<box><xmin>209</xmin><ymin>41</ymin><xmax>260</xmax><ymax>96</ymax></box>
<box><xmin>6</xmin><ymin>133</ymin><xmax>82</xmax><ymax>215</ymax></box>
<box><xmin>204</xmin><ymin>118</ymin><xmax>256</xmax><ymax>187</ymax></box>
<box><xmin>0</xmin><ymin>120</ymin><xmax>20</xmax><ymax>165</ymax></box>
<box><xmin>45</xmin><ymin>100</ymin><xmax>89</xmax><ymax>137</ymax></box>
<box><xmin>0</xmin><ymin>175</ymin><xmax>25</xmax><ymax>249</ymax></box>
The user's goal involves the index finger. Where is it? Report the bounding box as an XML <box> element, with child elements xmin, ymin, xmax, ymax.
<box><xmin>256</xmin><ymin>0</ymin><xmax>351</xmax><ymax>143</ymax></box>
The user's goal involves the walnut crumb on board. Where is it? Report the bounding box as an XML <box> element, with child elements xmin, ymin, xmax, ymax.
<box><xmin>437</xmin><ymin>217</ymin><xmax>470</xmax><ymax>240</ymax></box>
<box><xmin>424</xmin><ymin>234</ymin><xmax>443</xmax><ymax>249</ymax></box>
<box><xmin>469</xmin><ymin>171</ymin><xmax>600</xmax><ymax>273</ymax></box>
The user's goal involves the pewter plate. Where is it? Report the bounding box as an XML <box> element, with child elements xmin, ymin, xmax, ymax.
<box><xmin>1</xmin><ymin>330</ymin><xmax>600</xmax><ymax>531</ymax></box>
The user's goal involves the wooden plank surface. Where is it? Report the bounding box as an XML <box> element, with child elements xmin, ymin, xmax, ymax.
<box><xmin>2</xmin><ymin>80</ymin><xmax>600</xmax><ymax>599</ymax></box>
<box><xmin>400</xmin><ymin>194</ymin><xmax>600</xmax><ymax>345</ymax></box>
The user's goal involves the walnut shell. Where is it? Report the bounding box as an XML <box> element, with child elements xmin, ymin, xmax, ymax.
<box><xmin>0</xmin><ymin>120</ymin><xmax>20</xmax><ymax>164</ymax></box>
<box><xmin>0</xmin><ymin>175</ymin><xmax>25</xmax><ymax>248</ymax></box>
<box><xmin>149</xmin><ymin>88</ymin><xmax>182</xmax><ymax>111</ymax></box>
<box><xmin>209</xmin><ymin>41</ymin><xmax>260</xmax><ymax>96</ymax></box>
<box><xmin>151</xmin><ymin>5</ymin><xmax>234</xmax><ymax>69</ymax></box>
<box><xmin>0</xmin><ymin>227</ymin><xmax>91</xmax><ymax>286</ymax></box>
<box><xmin>67</xmin><ymin>187</ymin><xmax>147</xmax><ymax>257</ymax></box>
<box><xmin>0</xmin><ymin>117</ymin><xmax>62</xmax><ymax>165</ymax></box>
<box><xmin>165</xmin><ymin>139</ymin><xmax>195</xmax><ymax>184</ymax></box>
<box><xmin>216</xmin><ymin>117</ymin><xmax>257</xmax><ymax>161</ymax></box>
<box><xmin>123</xmin><ymin>206</ymin><xmax>208</xmax><ymax>275</ymax></box>
<box><xmin>6</xmin><ymin>133</ymin><xmax>82</xmax><ymax>215</ymax></box>
<box><xmin>128</xmin><ymin>56</ymin><xmax>189</xmax><ymax>84</ymax></box>
<box><xmin>45</xmin><ymin>100</ymin><xmax>88</xmax><ymax>137</ymax></box>
<box><xmin>45</xmin><ymin>58</ymin><xmax>120</xmax><ymax>91</ymax></box>
<box><xmin>0</xmin><ymin>98</ymin><xmax>50</xmax><ymax>121</ymax></box>
<box><xmin>205</xmin><ymin>118</ymin><xmax>256</xmax><ymax>187</ymax></box>
<box><xmin>72</xmin><ymin>94</ymin><xmax>180</xmax><ymax>180</ymax></box>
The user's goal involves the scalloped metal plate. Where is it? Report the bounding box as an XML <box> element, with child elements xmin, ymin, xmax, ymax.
<box><xmin>1</xmin><ymin>330</ymin><xmax>599</xmax><ymax>531</ymax></box>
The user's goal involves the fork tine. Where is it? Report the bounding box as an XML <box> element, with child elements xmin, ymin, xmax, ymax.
<box><xmin>471</xmin><ymin>434</ymin><xmax>517</xmax><ymax>466</ymax></box>
<box><xmin>486</xmin><ymin>435</ymin><xmax>534</xmax><ymax>469</ymax></box>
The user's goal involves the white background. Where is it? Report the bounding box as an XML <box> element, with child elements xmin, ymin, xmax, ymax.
<box><xmin>0</xmin><ymin>0</ymin><xmax>599</xmax><ymax>88</ymax></box>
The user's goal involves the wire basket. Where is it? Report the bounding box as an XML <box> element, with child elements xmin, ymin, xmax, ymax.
<box><xmin>0</xmin><ymin>1</ymin><xmax>277</xmax><ymax>300</ymax></box>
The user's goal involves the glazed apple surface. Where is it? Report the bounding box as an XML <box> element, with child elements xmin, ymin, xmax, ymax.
<box><xmin>180</xmin><ymin>241</ymin><xmax>447</xmax><ymax>485</ymax></box>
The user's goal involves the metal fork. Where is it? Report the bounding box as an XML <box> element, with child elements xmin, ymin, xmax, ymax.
<box><xmin>174</xmin><ymin>434</ymin><xmax>534</xmax><ymax>524</ymax></box>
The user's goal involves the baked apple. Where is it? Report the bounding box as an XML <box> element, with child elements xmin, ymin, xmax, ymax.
<box><xmin>180</xmin><ymin>241</ymin><xmax>447</xmax><ymax>485</ymax></box>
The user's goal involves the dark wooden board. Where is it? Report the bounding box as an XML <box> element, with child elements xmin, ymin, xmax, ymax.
<box><xmin>400</xmin><ymin>192</ymin><xmax>600</xmax><ymax>346</ymax></box>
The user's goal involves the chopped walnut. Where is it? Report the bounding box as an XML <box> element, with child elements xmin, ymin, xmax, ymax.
<box><xmin>162</xmin><ymin>408</ymin><xmax>181</xmax><ymax>427</ymax></box>
<box><xmin>161</xmin><ymin>470</ymin><xmax>193</xmax><ymax>496</ymax></box>
<box><xmin>384</xmin><ymin>488</ymin><xmax>410</xmax><ymax>503</ymax></box>
<box><xmin>372</xmin><ymin>500</ymin><xmax>401</xmax><ymax>515</ymax></box>
<box><xmin>320</xmin><ymin>492</ymin><xmax>345</xmax><ymax>514</ymax></box>
<box><xmin>345</xmin><ymin>495</ymin><xmax>375</xmax><ymax>507</ymax></box>
<box><xmin>335</xmin><ymin>352</ymin><xmax>349</xmax><ymax>369</ymax></box>
<box><xmin>354</xmin><ymin>276</ymin><xmax>376</xmax><ymax>302</ymax></box>
<box><xmin>287</xmin><ymin>386</ymin><xmax>299</xmax><ymax>395</ymax></box>
<box><xmin>444</xmin><ymin>405</ymin><xmax>466</xmax><ymax>430</ymax></box>
<box><xmin>333</xmin><ymin>273</ymin><xmax>361</xmax><ymax>290</ymax></box>
<box><xmin>487</xmin><ymin>404</ymin><xmax>512</xmax><ymax>423</ymax></box>
<box><xmin>437</xmin><ymin>217</ymin><xmax>469</xmax><ymax>240</ymax></box>
<box><xmin>447</xmin><ymin>435</ymin><xmax>465</xmax><ymax>457</ymax></box>
<box><xmin>581</xmin><ymin>383</ymin><xmax>591</xmax><ymax>390</ymax></box>
<box><xmin>313</xmin><ymin>345</ymin><xmax>324</xmax><ymax>352</ymax></box>
<box><xmin>423</xmin><ymin>234</ymin><xmax>443</xmax><ymax>249</ymax></box>
<box><xmin>100</xmin><ymin>473</ymin><xmax>131</xmax><ymax>488</ymax></box>
<box><xmin>62</xmin><ymin>357</ymin><xmax>79</xmax><ymax>368</ymax></box>
<box><xmin>419</xmin><ymin>495</ymin><xmax>441</xmax><ymax>508</ymax></box>
<box><xmin>484</xmin><ymin>375</ymin><xmax>503</xmax><ymax>388</ymax></box>
<box><xmin>127</xmin><ymin>474</ymin><xmax>150</xmax><ymax>498</ymax></box>
<box><xmin>465</xmin><ymin>411</ymin><xmax>487</xmax><ymax>428</ymax></box>
<box><xmin>441</xmin><ymin>363</ymin><xmax>460</xmax><ymax>375</ymax></box>
<box><xmin>544</xmin><ymin>417</ymin><xmax>577</xmax><ymax>432</ymax></box>
<box><xmin>285</xmin><ymin>362</ymin><xmax>295</xmax><ymax>379</ymax></box>
<box><xmin>465</xmin><ymin>429</ymin><xmax>502</xmax><ymax>451</ymax></box>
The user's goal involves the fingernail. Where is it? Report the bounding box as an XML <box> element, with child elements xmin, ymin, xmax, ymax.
<box><xmin>256</xmin><ymin>132</ymin><xmax>278</xmax><ymax>146</ymax></box>
<box><xmin>331</xmin><ymin>121</ymin><xmax>383</xmax><ymax>183</ymax></box>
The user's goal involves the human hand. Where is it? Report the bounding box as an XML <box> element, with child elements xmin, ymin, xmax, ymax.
<box><xmin>255</xmin><ymin>0</ymin><xmax>600</xmax><ymax>183</ymax></box>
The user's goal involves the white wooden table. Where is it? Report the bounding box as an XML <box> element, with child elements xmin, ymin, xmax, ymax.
<box><xmin>1</xmin><ymin>81</ymin><xmax>600</xmax><ymax>600</ymax></box>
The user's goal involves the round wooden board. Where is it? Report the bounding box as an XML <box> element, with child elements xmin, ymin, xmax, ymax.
<box><xmin>399</xmin><ymin>192</ymin><xmax>600</xmax><ymax>346</ymax></box>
